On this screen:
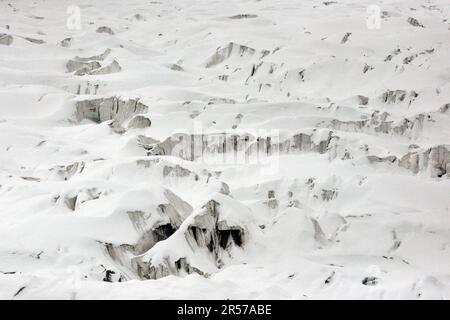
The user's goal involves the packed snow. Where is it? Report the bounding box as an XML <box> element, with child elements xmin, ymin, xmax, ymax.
<box><xmin>0</xmin><ymin>0</ymin><xmax>450</xmax><ymax>299</ymax></box>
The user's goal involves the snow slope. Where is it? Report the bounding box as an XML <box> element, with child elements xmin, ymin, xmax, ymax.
<box><xmin>0</xmin><ymin>0</ymin><xmax>449</xmax><ymax>299</ymax></box>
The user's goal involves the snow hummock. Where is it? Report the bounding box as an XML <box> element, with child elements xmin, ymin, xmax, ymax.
<box><xmin>0</xmin><ymin>0</ymin><xmax>450</xmax><ymax>299</ymax></box>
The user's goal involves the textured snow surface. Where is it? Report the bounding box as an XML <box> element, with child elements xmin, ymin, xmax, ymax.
<box><xmin>1</xmin><ymin>0</ymin><xmax>450</xmax><ymax>299</ymax></box>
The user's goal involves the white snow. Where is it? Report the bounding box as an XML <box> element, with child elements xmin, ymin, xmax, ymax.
<box><xmin>0</xmin><ymin>0</ymin><xmax>450</xmax><ymax>299</ymax></box>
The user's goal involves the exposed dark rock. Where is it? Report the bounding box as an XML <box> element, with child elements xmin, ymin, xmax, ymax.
<box><xmin>384</xmin><ymin>48</ymin><xmax>401</xmax><ymax>62</ymax></box>
<box><xmin>103</xmin><ymin>269</ymin><xmax>116</xmax><ymax>282</ymax></box>
<box><xmin>144</xmin><ymin>130</ymin><xmax>335</xmax><ymax>160</ymax></box>
<box><xmin>137</xmin><ymin>135</ymin><xmax>161</xmax><ymax>152</ymax></box>
<box><xmin>0</xmin><ymin>33</ymin><xmax>13</xmax><ymax>46</ymax></box>
<box><xmin>162</xmin><ymin>189</ymin><xmax>194</xmax><ymax>222</ymax></box>
<box><xmin>67</xmin><ymin>60</ymin><xmax>101</xmax><ymax>74</ymax></box>
<box><xmin>170</xmin><ymin>64</ymin><xmax>184</xmax><ymax>71</ymax></box>
<box><xmin>109</xmin><ymin>119</ymin><xmax>126</xmax><ymax>134</ymax></box>
<box><xmin>440</xmin><ymin>103</ymin><xmax>449</xmax><ymax>113</ymax></box>
<box><xmin>13</xmin><ymin>286</ymin><xmax>26</xmax><ymax>297</ymax></box>
<box><xmin>219</xmin><ymin>182</ymin><xmax>230</xmax><ymax>195</ymax></box>
<box><xmin>75</xmin><ymin>97</ymin><xmax>148</xmax><ymax>124</ymax></box>
<box><xmin>60</xmin><ymin>37</ymin><xmax>72</xmax><ymax>47</ymax></box>
<box><xmin>0</xmin><ymin>271</ymin><xmax>16</xmax><ymax>275</ymax></box>
<box><xmin>205</xmin><ymin>42</ymin><xmax>256</xmax><ymax>68</ymax></box>
<box><xmin>88</xmin><ymin>60</ymin><xmax>121</xmax><ymax>75</ymax></box>
<box><xmin>340</xmin><ymin>32</ymin><xmax>351</xmax><ymax>44</ymax></box>
<box><xmin>68</xmin><ymin>58</ymin><xmax>120</xmax><ymax>76</ymax></box>
<box><xmin>363</xmin><ymin>63</ymin><xmax>373</xmax><ymax>73</ymax></box>
<box><xmin>407</xmin><ymin>17</ymin><xmax>425</xmax><ymax>27</ymax></box>
<box><xmin>76</xmin><ymin>188</ymin><xmax>101</xmax><ymax>207</ymax></box>
<box><xmin>321</xmin><ymin>189</ymin><xmax>338</xmax><ymax>201</ymax></box>
<box><xmin>403</xmin><ymin>54</ymin><xmax>417</xmax><ymax>64</ymax></box>
<box><xmin>20</xmin><ymin>176</ymin><xmax>41</xmax><ymax>182</ymax></box>
<box><xmin>65</xmin><ymin>195</ymin><xmax>78</xmax><ymax>211</ymax></box>
<box><xmin>138</xmin><ymin>199</ymin><xmax>247</xmax><ymax>280</ymax></box>
<box><xmin>135</xmin><ymin>158</ymin><xmax>160</xmax><ymax>169</ymax></box>
<box><xmin>67</xmin><ymin>50</ymin><xmax>116</xmax><ymax>75</ymax></box>
<box><xmin>162</xmin><ymin>164</ymin><xmax>192</xmax><ymax>178</ymax></box>
<box><xmin>218</xmin><ymin>74</ymin><xmax>229</xmax><ymax>81</ymax></box>
<box><xmin>141</xmin><ymin>257</ymin><xmax>208</xmax><ymax>280</ymax></box>
<box><xmin>228</xmin><ymin>14</ymin><xmax>258</xmax><ymax>19</ymax></box>
<box><xmin>326</xmin><ymin>110</ymin><xmax>427</xmax><ymax>138</ymax></box>
<box><xmin>399</xmin><ymin>145</ymin><xmax>450</xmax><ymax>177</ymax></box>
<box><xmin>428</xmin><ymin>145</ymin><xmax>450</xmax><ymax>177</ymax></box>
<box><xmin>104</xmin><ymin>189</ymin><xmax>192</xmax><ymax>277</ymax></box>
<box><xmin>330</xmin><ymin>119</ymin><xmax>367</xmax><ymax>132</ymax></box>
<box><xmin>174</xmin><ymin>258</ymin><xmax>207</xmax><ymax>276</ymax></box>
<box><xmin>358</xmin><ymin>95</ymin><xmax>369</xmax><ymax>105</ymax></box>
<box><xmin>311</xmin><ymin>218</ymin><xmax>329</xmax><ymax>245</ymax></box>
<box><xmin>129</xmin><ymin>220</ymin><xmax>178</xmax><ymax>254</ymax></box>
<box><xmin>128</xmin><ymin>115</ymin><xmax>151</xmax><ymax>129</ymax></box>
<box><xmin>96</xmin><ymin>26</ymin><xmax>114</xmax><ymax>34</ymax></box>
<box><xmin>367</xmin><ymin>155</ymin><xmax>397</xmax><ymax>163</ymax></box>
<box><xmin>324</xmin><ymin>271</ymin><xmax>335</xmax><ymax>284</ymax></box>
<box><xmin>381</xmin><ymin>90</ymin><xmax>406</xmax><ymax>103</ymax></box>
<box><xmin>362</xmin><ymin>276</ymin><xmax>379</xmax><ymax>286</ymax></box>
<box><xmin>51</xmin><ymin>161</ymin><xmax>85</xmax><ymax>180</ymax></box>
<box><xmin>381</xmin><ymin>90</ymin><xmax>418</xmax><ymax>104</ymax></box>
<box><xmin>298</xmin><ymin>69</ymin><xmax>306</xmax><ymax>81</ymax></box>
<box><xmin>218</xmin><ymin>226</ymin><xmax>244</xmax><ymax>249</ymax></box>
<box><xmin>74</xmin><ymin>49</ymin><xmax>111</xmax><ymax>62</ymax></box>
<box><xmin>192</xmin><ymin>201</ymin><xmax>244</xmax><ymax>251</ymax></box>
<box><xmin>266</xmin><ymin>190</ymin><xmax>278</xmax><ymax>209</ymax></box>
<box><xmin>29</xmin><ymin>15</ymin><xmax>44</xmax><ymax>20</ymax></box>
<box><xmin>134</xmin><ymin>13</ymin><xmax>146</xmax><ymax>21</ymax></box>
<box><xmin>22</xmin><ymin>37</ymin><xmax>45</xmax><ymax>44</ymax></box>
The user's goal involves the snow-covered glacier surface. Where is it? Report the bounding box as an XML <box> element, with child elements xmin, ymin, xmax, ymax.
<box><xmin>0</xmin><ymin>0</ymin><xmax>450</xmax><ymax>299</ymax></box>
